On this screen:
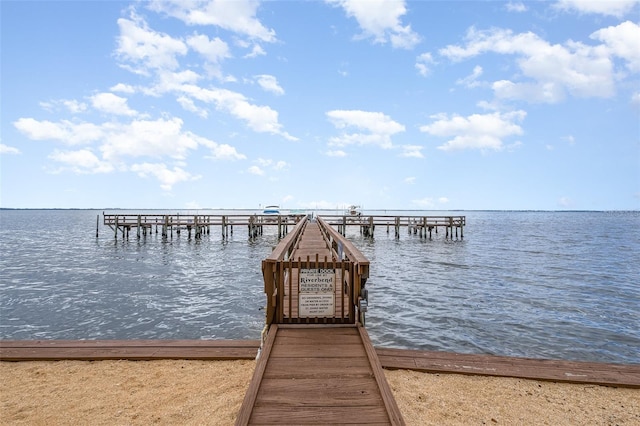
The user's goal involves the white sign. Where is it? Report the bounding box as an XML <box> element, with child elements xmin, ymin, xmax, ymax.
<box><xmin>299</xmin><ymin>294</ymin><xmax>335</xmax><ymax>317</ymax></box>
<box><xmin>299</xmin><ymin>269</ymin><xmax>335</xmax><ymax>317</ymax></box>
<box><xmin>299</xmin><ymin>269</ymin><xmax>335</xmax><ymax>293</ymax></box>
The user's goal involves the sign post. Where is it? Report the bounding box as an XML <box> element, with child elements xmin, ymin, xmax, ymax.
<box><xmin>299</xmin><ymin>268</ymin><xmax>335</xmax><ymax>317</ymax></box>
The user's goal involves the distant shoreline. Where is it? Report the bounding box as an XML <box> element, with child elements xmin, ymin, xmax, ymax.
<box><xmin>1</xmin><ymin>207</ymin><xmax>637</xmax><ymax>213</ymax></box>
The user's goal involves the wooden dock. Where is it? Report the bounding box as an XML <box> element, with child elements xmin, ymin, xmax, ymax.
<box><xmin>236</xmin><ymin>325</ymin><xmax>404</xmax><ymax>425</ymax></box>
<box><xmin>100</xmin><ymin>212</ymin><xmax>465</xmax><ymax>240</ymax></box>
<box><xmin>237</xmin><ymin>215</ymin><xmax>405</xmax><ymax>424</ymax></box>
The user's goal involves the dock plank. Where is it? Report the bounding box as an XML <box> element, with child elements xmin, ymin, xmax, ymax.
<box><xmin>256</xmin><ymin>377</ymin><xmax>383</xmax><ymax>406</ymax></box>
<box><xmin>2</xmin><ymin>340</ymin><xmax>637</xmax><ymax>389</ymax></box>
<box><xmin>236</xmin><ymin>326</ymin><xmax>402</xmax><ymax>425</ymax></box>
<box><xmin>0</xmin><ymin>339</ymin><xmax>260</xmax><ymax>361</ymax></box>
<box><xmin>264</xmin><ymin>357</ymin><xmax>373</xmax><ymax>379</ymax></box>
<box><xmin>376</xmin><ymin>347</ymin><xmax>640</xmax><ymax>388</ymax></box>
<box><xmin>248</xmin><ymin>405</ymin><xmax>390</xmax><ymax>425</ymax></box>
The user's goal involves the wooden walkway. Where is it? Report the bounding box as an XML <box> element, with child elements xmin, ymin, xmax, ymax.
<box><xmin>0</xmin><ymin>339</ymin><xmax>260</xmax><ymax>361</ymax></box>
<box><xmin>281</xmin><ymin>221</ymin><xmax>351</xmax><ymax>320</ymax></box>
<box><xmin>1</xmin><ymin>340</ymin><xmax>638</xmax><ymax>389</ymax></box>
<box><xmin>235</xmin><ymin>325</ymin><xmax>404</xmax><ymax>425</ymax></box>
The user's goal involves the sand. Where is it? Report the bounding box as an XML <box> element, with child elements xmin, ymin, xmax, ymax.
<box><xmin>1</xmin><ymin>360</ymin><xmax>638</xmax><ymax>425</ymax></box>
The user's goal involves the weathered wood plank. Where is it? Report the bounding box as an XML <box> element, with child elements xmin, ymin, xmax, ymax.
<box><xmin>256</xmin><ymin>377</ymin><xmax>383</xmax><ymax>406</ymax></box>
<box><xmin>274</xmin><ymin>334</ymin><xmax>361</xmax><ymax>345</ymax></box>
<box><xmin>276</xmin><ymin>327</ymin><xmax>357</xmax><ymax>335</ymax></box>
<box><xmin>359</xmin><ymin>327</ymin><xmax>405</xmax><ymax>426</ymax></box>
<box><xmin>270</xmin><ymin>343</ymin><xmax>367</xmax><ymax>358</ymax></box>
<box><xmin>248</xmin><ymin>405</ymin><xmax>390</xmax><ymax>425</ymax></box>
<box><xmin>376</xmin><ymin>347</ymin><xmax>640</xmax><ymax>388</ymax></box>
<box><xmin>0</xmin><ymin>347</ymin><xmax>258</xmax><ymax>361</ymax></box>
<box><xmin>263</xmin><ymin>357</ymin><xmax>372</xmax><ymax>379</ymax></box>
<box><xmin>0</xmin><ymin>340</ymin><xmax>260</xmax><ymax>361</ymax></box>
<box><xmin>236</xmin><ymin>325</ymin><xmax>278</xmax><ymax>426</ymax></box>
<box><xmin>0</xmin><ymin>339</ymin><xmax>260</xmax><ymax>348</ymax></box>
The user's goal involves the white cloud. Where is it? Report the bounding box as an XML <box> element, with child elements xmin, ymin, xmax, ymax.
<box><xmin>327</xmin><ymin>0</ymin><xmax>421</xmax><ymax>49</ymax></box>
<box><xmin>39</xmin><ymin>99</ymin><xmax>87</xmax><ymax>114</ymax></box>
<box><xmin>412</xmin><ymin>196</ymin><xmax>449</xmax><ymax>207</ymax></box>
<box><xmin>48</xmin><ymin>149</ymin><xmax>114</xmax><ymax>174</ymax></box>
<box><xmin>187</xmin><ymin>33</ymin><xmax>230</xmax><ymax>64</ymax></box>
<box><xmin>440</xmin><ymin>27</ymin><xmax>618</xmax><ymax>103</ymax></box>
<box><xmin>204</xmin><ymin>143</ymin><xmax>246</xmax><ymax>161</ymax></box>
<box><xmin>116</xmin><ymin>12</ymin><xmax>187</xmax><ymax>74</ymax></box>
<box><xmin>506</xmin><ymin>2</ymin><xmax>527</xmax><ymax>12</ymax></box>
<box><xmin>91</xmin><ymin>93</ymin><xmax>138</xmax><ymax>116</ymax></box>
<box><xmin>192</xmin><ymin>134</ymin><xmax>246</xmax><ymax>161</ymax></box>
<box><xmin>282</xmin><ymin>195</ymin><xmax>294</xmax><ymax>204</ymax></box>
<box><xmin>404</xmin><ymin>177</ymin><xmax>416</xmax><ymax>184</ymax></box>
<box><xmin>400</xmin><ymin>145</ymin><xmax>424</xmax><ymax>158</ymax></box>
<box><xmin>254</xmin><ymin>158</ymin><xmax>288</xmax><ymax>170</ymax></box>
<box><xmin>415</xmin><ymin>52</ymin><xmax>435</xmax><ymax>76</ymax></box>
<box><xmin>0</xmin><ymin>144</ymin><xmax>21</xmax><ymax>154</ymax></box>
<box><xmin>273</xmin><ymin>160</ymin><xmax>288</xmax><ymax>170</ymax></box>
<box><xmin>326</xmin><ymin>110</ymin><xmax>405</xmax><ymax>149</ymax></box>
<box><xmin>456</xmin><ymin>65</ymin><xmax>483</xmax><ymax>88</ymax></box>
<box><xmin>110</xmin><ymin>83</ymin><xmax>136</xmax><ymax>94</ymax></box>
<box><xmin>326</xmin><ymin>150</ymin><xmax>347</xmax><ymax>157</ymax></box>
<box><xmin>247</xmin><ymin>165</ymin><xmax>264</xmax><ymax>175</ymax></box>
<box><xmin>147</xmin><ymin>0</ymin><xmax>277</xmax><ymax>42</ymax></box>
<box><xmin>181</xmin><ymin>85</ymin><xmax>297</xmax><ymax>140</ymax></box>
<box><xmin>244</xmin><ymin>44</ymin><xmax>266</xmax><ymax>58</ymax></box>
<box><xmin>558</xmin><ymin>196</ymin><xmax>574</xmax><ymax>208</ymax></box>
<box><xmin>14</xmin><ymin>116</ymin><xmax>236</xmax><ymax>165</ymax></box>
<box><xmin>590</xmin><ymin>21</ymin><xmax>640</xmax><ymax>73</ymax></box>
<box><xmin>15</xmin><ymin>114</ymin><xmax>248</xmax><ymax>184</ymax></box>
<box><xmin>130</xmin><ymin>162</ymin><xmax>199</xmax><ymax>191</ymax></box>
<box><xmin>177</xmin><ymin>96</ymin><xmax>208</xmax><ymax>118</ymax></box>
<box><xmin>14</xmin><ymin>118</ymin><xmax>103</xmax><ymax>145</ymax></box>
<box><xmin>554</xmin><ymin>0</ymin><xmax>640</xmax><ymax>18</ymax></box>
<box><xmin>254</xmin><ymin>74</ymin><xmax>285</xmax><ymax>95</ymax></box>
<box><xmin>100</xmin><ymin>118</ymin><xmax>198</xmax><ymax>161</ymax></box>
<box><xmin>151</xmin><ymin>70</ymin><xmax>202</xmax><ymax>96</ymax></box>
<box><xmin>420</xmin><ymin>110</ymin><xmax>526</xmax><ymax>151</ymax></box>
<box><xmin>632</xmin><ymin>91</ymin><xmax>640</xmax><ymax>104</ymax></box>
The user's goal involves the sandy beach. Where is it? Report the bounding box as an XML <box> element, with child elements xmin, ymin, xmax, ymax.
<box><xmin>1</xmin><ymin>360</ymin><xmax>638</xmax><ymax>425</ymax></box>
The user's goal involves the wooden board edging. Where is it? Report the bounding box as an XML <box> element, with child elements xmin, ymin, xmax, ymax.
<box><xmin>0</xmin><ymin>339</ymin><xmax>260</xmax><ymax>361</ymax></box>
<box><xmin>358</xmin><ymin>326</ymin><xmax>406</xmax><ymax>425</ymax></box>
<box><xmin>376</xmin><ymin>347</ymin><xmax>640</xmax><ymax>389</ymax></box>
<box><xmin>1</xmin><ymin>339</ymin><xmax>638</xmax><ymax>389</ymax></box>
<box><xmin>235</xmin><ymin>325</ymin><xmax>278</xmax><ymax>426</ymax></box>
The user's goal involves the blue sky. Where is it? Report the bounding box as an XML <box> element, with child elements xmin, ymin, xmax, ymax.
<box><xmin>1</xmin><ymin>0</ymin><xmax>639</xmax><ymax>210</ymax></box>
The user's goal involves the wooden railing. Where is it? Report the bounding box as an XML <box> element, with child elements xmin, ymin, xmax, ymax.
<box><xmin>319</xmin><ymin>214</ymin><xmax>466</xmax><ymax>238</ymax></box>
<box><xmin>102</xmin><ymin>213</ymin><xmax>305</xmax><ymax>239</ymax></box>
<box><xmin>262</xmin><ymin>216</ymin><xmax>370</xmax><ymax>326</ymax></box>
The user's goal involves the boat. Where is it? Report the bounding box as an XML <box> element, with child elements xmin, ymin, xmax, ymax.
<box><xmin>346</xmin><ymin>205</ymin><xmax>361</xmax><ymax>217</ymax></box>
<box><xmin>263</xmin><ymin>205</ymin><xmax>280</xmax><ymax>215</ymax></box>
<box><xmin>345</xmin><ymin>205</ymin><xmax>362</xmax><ymax>222</ymax></box>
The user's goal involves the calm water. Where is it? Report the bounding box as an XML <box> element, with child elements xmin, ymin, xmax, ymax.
<box><xmin>1</xmin><ymin>209</ymin><xmax>638</xmax><ymax>364</ymax></box>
